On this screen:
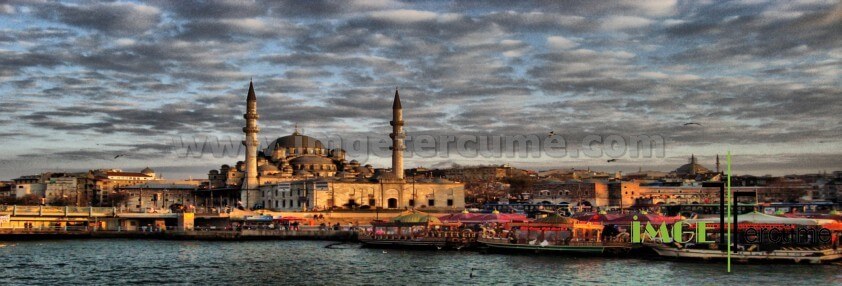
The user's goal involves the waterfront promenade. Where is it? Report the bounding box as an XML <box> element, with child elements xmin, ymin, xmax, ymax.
<box><xmin>0</xmin><ymin>227</ymin><xmax>356</xmax><ymax>241</ymax></box>
<box><xmin>0</xmin><ymin>205</ymin><xmax>377</xmax><ymax>241</ymax></box>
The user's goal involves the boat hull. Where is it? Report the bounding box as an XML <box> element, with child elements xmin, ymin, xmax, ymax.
<box><xmin>478</xmin><ymin>238</ymin><xmax>630</xmax><ymax>255</ymax></box>
<box><xmin>647</xmin><ymin>244</ymin><xmax>842</xmax><ymax>264</ymax></box>
<box><xmin>359</xmin><ymin>236</ymin><xmax>471</xmax><ymax>250</ymax></box>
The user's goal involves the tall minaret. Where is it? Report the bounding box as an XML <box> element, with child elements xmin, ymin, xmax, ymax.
<box><xmin>389</xmin><ymin>89</ymin><xmax>405</xmax><ymax>180</ymax></box>
<box><xmin>241</xmin><ymin>80</ymin><xmax>260</xmax><ymax>208</ymax></box>
<box><xmin>715</xmin><ymin>154</ymin><xmax>721</xmax><ymax>173</ymax></box>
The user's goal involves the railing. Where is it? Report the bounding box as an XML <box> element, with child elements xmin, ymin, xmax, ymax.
<box><xmin>0</xmin><ymin>205</ymin><xmax>118</xmax><ymax>217</ymax></box>
<box><xmin>0</xmin><ymin>205</ymin><xmax>243</xmax><ymax>218</ymax></box>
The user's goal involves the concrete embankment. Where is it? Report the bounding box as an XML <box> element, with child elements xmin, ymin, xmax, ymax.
<box><xmin>0</xmin><ymin>229</ymin><xmax>357</xmax><ymax>241</ymax></box>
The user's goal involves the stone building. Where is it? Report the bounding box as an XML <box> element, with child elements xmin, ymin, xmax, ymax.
<box><xmin>210</xmin><ymin>82</ymin><xmax>465</xmax><ymax>211</ymax></box>
<box><xmin>115</xmin><ymin>183</ymin><xmax>199</xmax><ymax>213</ymax></box>
<box><xmin>528</xmin><ymin>179</ymin><xmax>609</xmax><ymax>210</ymax></box>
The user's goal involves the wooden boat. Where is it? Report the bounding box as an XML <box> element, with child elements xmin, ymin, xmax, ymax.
<box><xmin>358</xmin><ymin>211</ymin><xmax>474</xmax><ymax>250</ymax></box>
<box><xmin>647</xmin><ymin>243</ymin><xmax>842</xmax><ymax>264</ymax></box>
<box><xmin>477</xmin><ymin>214</ymin><xmax>632</xmax><ymax>255</ymax></box>
<box><xmin>646</xmin><ymin>212</ymin><xmax>842</xmax><ymax>264</ymax></box>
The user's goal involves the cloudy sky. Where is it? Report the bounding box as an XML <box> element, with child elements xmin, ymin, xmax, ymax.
<box><xmin>0</xmin><ymin>0</ymin><xmax>840</xmax><ymax>180</ymax></box>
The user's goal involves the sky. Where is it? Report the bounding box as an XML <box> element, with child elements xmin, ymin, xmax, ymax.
<box><xmin>0</xmin><ymin>0</ymin><xmax>840</xmax><ymax>180</ymax></box>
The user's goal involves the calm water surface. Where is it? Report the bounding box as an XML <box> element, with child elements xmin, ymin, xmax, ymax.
<box><xmin>0</xmin><ymin>240</ymin><xmax>840</xmax><ymax>285</ymax></box>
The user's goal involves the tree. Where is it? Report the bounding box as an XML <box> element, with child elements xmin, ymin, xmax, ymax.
<box><xmin>0</xmin><ymin>196</ymin><xmax>17</xmax><ymax>205</ymax></box>
<box><xmin>465</xmin><ymin>179</ymin><xmax>508</xmax><ymax>207</ymax></box>
<box><xmin>505</xmin><ymin>176</ymin><xmax>534</xmax><ymax>196</ymax></box>
<box><xmin>49</xmin><ymin>196</ymin><xmax>74</xmax><ymax>206</ymax></box>
<box><xmin>17</xmin><ymin>194</ymin><xmax>43</xmax><ymax>205</ymax></box>
<box><xmin>105</xmin><ymin>191</ymin><xmax>131</xmax><ymax>207</ymax></box>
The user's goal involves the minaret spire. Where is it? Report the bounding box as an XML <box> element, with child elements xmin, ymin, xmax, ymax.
<box><xmin>241</xmin><ymin>80</ymin><xmax>260</xmax><ymax>209</ymax></box>
<box><xmin>390</xmin><ymin>88</ymin><xmax>405</xmax><ymax>180</ymax></box>
<box><xmin>716</xmin><ymin>154</ymin><xmax>721</xmax><ymax>173</ymax></box>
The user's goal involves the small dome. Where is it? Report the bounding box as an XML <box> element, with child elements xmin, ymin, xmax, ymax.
<box><xmin>140</xmin><ymin>167</ymin><xmax>155</xmax><ymax>174</ymax></box>
<box><xmin>209</xmin><ymin>170</ymin><xmax>219</xmax><ymax>175</ymax></box>
<box><xmin>675</xmin><ymin>155</ymin><xmax>711</xmax><ymax>175</ymax></box>
<box><xmin>258</xmin><ymin>164</ymin><xmax>279</xmax><ymax>172</ymax></box>
<box><xmin>353</xmin><ymin>166</ymin><xmax>373</xmax><ymax>175</ymax></box>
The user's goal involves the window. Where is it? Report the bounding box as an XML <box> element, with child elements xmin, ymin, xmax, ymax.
<box><xmin>408</xmin><ymin>199</ymin><xmax>415</xmax><ymax>207</ymax></box>
<box><xmin>447</xmin><ymin>199</ymin><xmax>454</xmax><ymax>207</ymax></box>
<box><xmin>428</xmin><ymin>199</ymin><xmax>435</xmax><ymax>207</ymax></box>
<box><xmin>368</xmin><ymin>198</ymin><xmax>376</xmax><ymax>206</ymax></box>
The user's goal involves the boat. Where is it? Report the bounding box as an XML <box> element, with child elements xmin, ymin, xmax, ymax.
<box><xmin>358</xmin><ymin>211</ymin><xmax>473</xmax><ymax>250</ymax></box>
<box><xmin>645</xmin><ymin>212</ymin><xmax>842</xmax><ymax>264</ymax></box>
<box><xmin>647</xmin><ymin>243</ymin><xmax>842</xmax><ymax>264</ymax></box>
<box><xmin>477</xmin><ymin>214</ymin><xmax>632</xmax><ymax>255</ymax></box>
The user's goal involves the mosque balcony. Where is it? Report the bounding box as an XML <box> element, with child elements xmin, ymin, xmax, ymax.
<box><xmin>388</xmin><ymin>146</ymin><xmax>406</xmax><ymax>151</ymax></box>
<box><xmin>244</xmin><ymin>113</ymin><xmax>260</xmax><ymax>120</ymax></box>
<box><xmin>390</xmin><ymin>120</ymin><xmax>404</xmax><ymax>126</ymax></box>
<box><xmin>242</xmin><ymin>126</ymin><xmax>260</xmax><ymax>133</ymax></box>
<box><xmin>389</xmin><ymin>133</ymin><xmax>406</xmax><ymax>139</ymax></box>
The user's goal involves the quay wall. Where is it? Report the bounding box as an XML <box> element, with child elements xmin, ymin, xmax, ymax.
<box><xmin>0</xmin><ymin>229</ymin><xmax>356</xmax><ymax>242</ymax></box>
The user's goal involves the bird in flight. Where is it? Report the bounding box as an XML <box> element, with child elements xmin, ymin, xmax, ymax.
<box><xmin>114</xmin><ymin>154</ymin><xmax>127</xmax><ymax>159</ymax></box>
<box><xmin>683</xmin><ymin>122</ymin><xmax>702</xmax><ymax>126</ymax></box>
<box><xmin>607</xmin><ymin>159</ymin><xmax>617</xmax><ymax>163</ymax></box>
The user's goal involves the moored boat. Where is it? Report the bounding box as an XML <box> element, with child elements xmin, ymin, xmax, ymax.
<box><xmin>477</xmin><ymin>214</ymin><xmax>632</xmax><ymax>255</ymax></box>
<box><xmin>358</xmin><ymin>211</ymin><xmax>474</xmax><ymax>250</ymax></box>
<box><xmin>646</xmin><ymin>243</ymin><xmax>842</xmax><ymax>264</ymax></box>
<box><xmin>645</xmin><ymin>212</ymin><xmax>842</xmax><ymax>264</ymax></box>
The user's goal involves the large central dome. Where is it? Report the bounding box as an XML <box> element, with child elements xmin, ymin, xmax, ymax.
<box><xmin>268</xmin><ymin>131</ymin><xmax>325</xmax><ymax>151</ymax></box>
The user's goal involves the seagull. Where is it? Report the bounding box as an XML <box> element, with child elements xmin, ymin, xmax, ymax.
<box><xmin>381</xmin><ymin>250</ymin><xmax>387</xmax><ymax>254</ymax></box>
<box><xmin>683</xmin><ymin>122</ymin><xmax>702</xmax><ymax>126</ymax></box>
<box><xmin>436</xmin><ymin>246</ymin><xmax>442</xmax><ymax>250</ymax></box>
<box><xmin>607</xmin><ymin>159</ymin><xmax>617</xmax><ymax>163</ymax></box>
<box><xmin>113</xmin><ymin>154</ymin><xmax>128</xmax><ymax>159</ymax></box>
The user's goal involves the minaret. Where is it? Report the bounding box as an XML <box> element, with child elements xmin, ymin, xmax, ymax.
<box><xmin>715</xmin><ymin>154</ymin><xmax>721</xmax><ymax>173</ymax></box>
<box><xmin>241</xmin><ymin>80</ymin><xmax>260</xmax><ymax>208</ymax></box>
<box><xmin>389</xmin><ymin>89</ymin><xmax>405</xmax><ymax>180</ymax></box>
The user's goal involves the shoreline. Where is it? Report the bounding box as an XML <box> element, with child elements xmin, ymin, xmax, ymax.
<box><xmin>0</xmin><ymin>229</ymin><xmax>357</xmax><ymax>242</ymax></box>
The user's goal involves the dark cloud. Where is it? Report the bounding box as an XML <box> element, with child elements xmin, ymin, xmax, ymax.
<box><xmin>1</xmin><ymin>0</ymin><xmax>840</xmax><ymax>178</ymax></box>
<box><xmin>35</xmin><ymin>2</ymin><xmax>162</xmax><ymax>36</ymax></box>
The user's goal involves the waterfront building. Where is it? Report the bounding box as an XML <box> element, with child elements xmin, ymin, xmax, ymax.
<box><xmin>115</xmin><ymin>183</ymin><xmax>199</xmax><ymax>212</ymax></box>
<box><xmin>0</xmin><ymin>181</ymin><xmax>11</xmax><ymax>198</ymax></box>
<box><xmin>208</xmin><ymin>82</ymin><xmax>465</xmax><ymax>211</ymax></box>
<box><xmin>528</xmin><ymin>180</ymin><xmax>609</xmax><ymax>210</ymax></box>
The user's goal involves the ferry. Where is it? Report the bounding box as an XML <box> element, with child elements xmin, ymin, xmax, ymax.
<box><xmin>358</xmin><ymin>211</ymin><xmax>474</xmax><ymax>250</ymax></box>
<box><xmin>646</xmin><ymin>212</ymin><xmax>842</xmax><ymax>264</ymax></box>
<box><xmin>477</xmin><ymin>214</ymin><xmax>632</xmax><ymax>255</ymax></box>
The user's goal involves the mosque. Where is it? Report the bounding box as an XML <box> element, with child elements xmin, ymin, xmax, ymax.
<box><xmin>207</xmin><ymin>81</ymin><xmax>465</xmax><ymax>211</ymax></box>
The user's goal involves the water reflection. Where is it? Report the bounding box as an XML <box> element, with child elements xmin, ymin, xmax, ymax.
<box><xmin>0</xmin><ymin>240</ymin><xmax>839</xmax><ymax>285</ymax></box>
